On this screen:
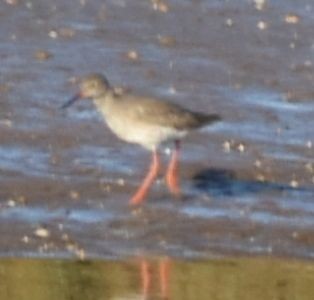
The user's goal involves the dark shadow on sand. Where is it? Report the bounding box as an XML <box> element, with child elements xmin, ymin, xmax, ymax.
<box><xmin>192</xmin><ymin>168</ymin><xmax>313</xmax><ymax>198</ymax></box>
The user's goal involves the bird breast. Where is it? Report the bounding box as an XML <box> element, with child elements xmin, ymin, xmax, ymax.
<box><xmin>93</xmin><ymin>96</ymin><xmax>187</xmax><ymax>149</ymax></box>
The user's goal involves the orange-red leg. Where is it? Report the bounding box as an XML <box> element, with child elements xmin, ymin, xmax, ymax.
<box><xmin>140</xmin><ymin>259</ymin><xmax>151</xmax><ymax>298</ymax></box>
<box><xmin>166</xmin><ymin>140</ymin><xmax>181</xmax><ymax>197</ymax></box>
<box><xmin>130</xmin><ymin>149</ymin><xmax>160</xmax><ymax>206</ymax></box>
<box><xmin>159</xmin><ymin>258</ymin><xmax>171</xmax><ymax>299</ymax></box>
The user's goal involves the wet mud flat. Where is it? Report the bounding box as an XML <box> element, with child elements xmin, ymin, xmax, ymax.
<box><xmin>0</xmin><ymin>0</ymin><xmax>314</xmax><ymax>298</ymax></box>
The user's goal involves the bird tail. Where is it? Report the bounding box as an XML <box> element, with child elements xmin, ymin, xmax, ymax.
<box><xmin>197</xmin><ymin>113</ymin><xmax>221</xmax><ymax>127</ymax></box>
<box><xmin>205</xmin><ymin>113</ymin><xmax>221</xmax><ymax>124</ymax></box>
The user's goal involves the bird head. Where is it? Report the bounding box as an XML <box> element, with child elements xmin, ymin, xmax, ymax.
<box><xmin>61</xmin><ymin>73</ymin><xmax>110</xmax><ymax>109</ymax></box>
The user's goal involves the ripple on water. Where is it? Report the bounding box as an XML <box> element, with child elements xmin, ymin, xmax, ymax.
<box><xmin>239</xmin><ymin>88</ymin><xmax>314</xmax><ymax>112</ymax></box>
<box><xmin>0</xmin><ymin>146</ymin><xmax>50</xmax><ymax>177</ymax></box>
<box><xmin>181</xmin><ymin>187</ymin><xmax>314</xmax><ymax>229</ymax></box>
<box><xmin>216</xmin><ymin>87</ymin><xmax>313</xmax><ymax>149</ymax></box>
<box><xmin>0</xmin><ymin>206</ymin><xmax>114</xmax><ymax>224</ymax></box>
<box><xmin>70</xmin><ymin>144</ymin><xmax>135</xmax><ymax>174</ymax></box>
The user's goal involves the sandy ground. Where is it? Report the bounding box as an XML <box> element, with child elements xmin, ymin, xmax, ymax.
<box><xmin>0</xmin><ymin>0</ymin><xmax>313</xmax><ymax>261</ymax></box>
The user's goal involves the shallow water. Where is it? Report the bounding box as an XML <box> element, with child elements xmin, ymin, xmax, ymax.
<box><xmin>1</xmin><ymin>257</ymin><xmax>314</xmax><ymax>300</ymax></box>
<box><xmin>0</xmin><ymin>0</ymin><xmax>313</xmax><ymax>263</ymax></box>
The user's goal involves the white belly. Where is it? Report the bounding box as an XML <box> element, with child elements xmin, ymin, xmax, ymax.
<box><xmin>105</xmin><ymin>113</ymin><xmax>186</xmax><ymax>150</ymax></box>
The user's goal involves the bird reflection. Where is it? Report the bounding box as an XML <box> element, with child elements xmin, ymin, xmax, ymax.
<box><xmin>139</xmin><ymin>257</ymin><xmax>171</xmax><ymax>299</ymax></box>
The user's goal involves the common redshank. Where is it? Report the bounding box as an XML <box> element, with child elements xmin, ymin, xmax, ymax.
<box><xmin>62</xmin><ymin>73</ymin><xmax>221</xmax><ymax>206</ymax></box>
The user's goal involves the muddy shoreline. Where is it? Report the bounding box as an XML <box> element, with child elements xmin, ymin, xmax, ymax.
<box><xmin>0</xmin><ymin>0</ymin><xmax>313</xmax><ymax>262</ymax></box>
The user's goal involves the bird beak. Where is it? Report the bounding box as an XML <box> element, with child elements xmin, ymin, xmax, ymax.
<box><xmin>61</xmin><ymin>93</ymin><xmax>81</xmax><ymax>109</ymax></box>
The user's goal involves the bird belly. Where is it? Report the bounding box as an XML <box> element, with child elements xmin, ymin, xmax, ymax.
<box><xmin>105</xmin><ymin>115</ymin><xmax>186</xmax><ymax>149</ymax></box>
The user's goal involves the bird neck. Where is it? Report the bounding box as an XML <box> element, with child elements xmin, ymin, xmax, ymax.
<box><xmin>93</xmin><ymin>89</ymin><xmax>117</xmax><ymax>110</ymax></box>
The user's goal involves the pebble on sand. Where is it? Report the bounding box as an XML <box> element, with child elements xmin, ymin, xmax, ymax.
<box><xmin>117</xmin><ymin>178</ymin><xmax>125</xmax><ymax>186</ymax></box>
<box><xmin>34</xmin><ymin>227</ymin><xmax>50</xmax><ymax>238</ymax></box>
<box><xmin>151</xmin><ymin>0</ymin><xmax>169</xmax><ymax>13</ymax></box>
<box><xmin>223</xmin><ymin>141</ymin><xmax>231</xmax><ymax>153</ymax></box>
<box><xmin>257</xmin><ymin>21</ymin><xmax>268</xmax><ymax>30</ymax></box>
<box><xmin>58</xmin><ymin>27</ymin><xmax>76</xmax><ymax>38</ymax></box>
<box><xmin>69</xmin><ymin>190</ymin><xmax>80</xmax><ymax>200</ymax></box>
<box><xmin>256</xmin><ymin>174</ymin><xmax>265</xmax><ymax>182</ymax></box>
<box><xmin>237</xmin><ymin>143</ymin><xmax>245</xmax><ymax>153</ymax></box>
<box><xmin>0</xmin><ymin>119</ymin><xmax>12</xmax><ymax>128</ymax></box>
<box><xmin>5</xmin><ymin>0</ymin><xmax>18</xmax><ymax>5</ymax></box>
<box><xmin>254</xmin><ymin>160</ymin><xmax>262</xmax><ymax>168</ymax></box>
<box><xmin>21</xmin><ymin>236</ymin><xmax>30</xmax><ymax>243</ymax></box>
<box><xmin>66</xmin><ymin>242</ymin><xmax>86</xmax><ymax>260</ymax></box>
<box><xmin>48</xmin><ymin>30</ymin><xmax>58</xmax><ymax>39</ymax></box>
<box><xmin>125</xmin><ymin>50</ymin><xmax>139</xmax><ymax>62</ymax></box>
<box><xmin>253</xmin><ymin>0</ymin><xmax>266</xmax><ymax>11</ymax></box>
<box><xmin>34</xmin><ymin>50</ymin><xmax>53</xmax><ymax>61</ymax></box>
<box><xmin>158</xmin><ymin>35</ymin><xmax>176</xmax><ymax>47</ymax></box>
<box><xmin>290</xmin><ymin>180</ymin><xmax>299</xmax><ymax>188</ymax></box>
<box><xmin>225</xmin><ymin>18</ymin><xmax>234</xmax><ymax>27</ymax></box>
<box><xmin>305</xmin><ymin>163</ymin><xmax>313</xmax><ymax>173</ymax></box>
<box><xmin>0</xmin><ymin>84</ymin><xmax>11</xmax><ymax>94</ymax></box>
<box><xmin>7</xmin><ymin>199</ymin><xmax>16</xmax><ymax>207</ymax></box>
<box><xmin>284</xmin><ymin>14</ymin><xmax>300</xmax><ymax>24</ymax></box>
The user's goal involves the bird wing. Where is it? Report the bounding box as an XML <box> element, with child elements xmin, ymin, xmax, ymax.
<box><xmin>120</xmin><ymin>95</ymin><xmax>220</xmax><ymax>130</ymax></box>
